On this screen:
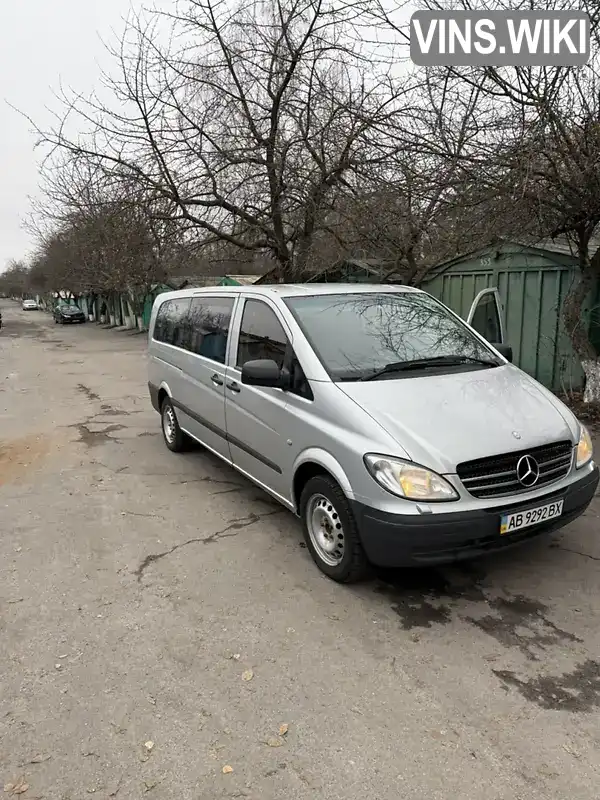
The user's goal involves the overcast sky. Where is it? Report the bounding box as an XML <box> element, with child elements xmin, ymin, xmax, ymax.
<box><xmin>0</xmin><ymin>1</ymin><xmax>411</xmax><ymax>274</ymax></box>
<box><xmin>0</xmin><ymin>1</ymin><xmax>148</xmax><ymax>271</ymax></box>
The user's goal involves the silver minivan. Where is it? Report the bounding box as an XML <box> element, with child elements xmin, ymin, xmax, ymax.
<box><xmin>147</xmin><ymin>284</ymin><xmax>598</xmax><ymax>582</ymax></box>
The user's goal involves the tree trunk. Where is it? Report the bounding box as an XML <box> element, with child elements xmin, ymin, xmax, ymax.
<box><xmin>403</xmin><ymin>249</ymin><xmax>420</xmax><ymax>286</ymax></box>
<box><xmin>109</xmin><ymin>294</ymin><xmax>117</xmax><ymax>327</ymax></box>
<box><xmin>582</xmin><ymin>359</ymin><xmax>600</xmax><ymax>403</ymax></box>
<box><xmin>561</xmin><ymin>270</ymin><xmax>600</xmax><ymax>402</ymax></box>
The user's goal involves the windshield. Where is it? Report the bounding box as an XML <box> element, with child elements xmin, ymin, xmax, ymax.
<box><xmin>284</xmin><ymin>291</ymin><xmax>500</xmax><ymax>381</ymax></box>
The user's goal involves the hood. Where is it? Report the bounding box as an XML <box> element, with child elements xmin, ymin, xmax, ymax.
<box><xmin>63</xmin><ymin>306</ymin><xmax>82</xmax><ymax>313</ymax></box>
<box><xmin>338</xmin><ymin>364</ymin><xmax>579</xmax><ymax>474</ymax></box>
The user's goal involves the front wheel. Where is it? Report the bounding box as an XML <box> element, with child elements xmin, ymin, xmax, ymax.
<box><xmin>299</xmin><ymin>475</ymin><xmax>371</xmax><ymax>583</ymax></box>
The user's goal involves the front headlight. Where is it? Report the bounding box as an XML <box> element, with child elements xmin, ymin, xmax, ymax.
<box><xmin>576</xmin><ymin>425</ymin><xmax>593</xmax><ymax>468</ymax></box>
<box><xmin>364</xmin><ymin>454</ymin><xmax>459</xmax><ymax>502</ymax></box>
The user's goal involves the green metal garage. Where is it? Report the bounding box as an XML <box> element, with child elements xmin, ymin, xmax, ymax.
<box><xmin>422</xmin><ymin>238</ymin><xmax>600</xmax><ymax>392</ymax></box>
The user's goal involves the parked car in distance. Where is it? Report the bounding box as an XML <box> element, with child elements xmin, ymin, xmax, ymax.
<box><xmin>22</xmin><ymin>299</ymin><xmax>38</xmax><ymax>310</ymax></box>
<box><xmin>53</xmin><ymin>302</ymin><xmax>86</xmax><ymax>324</ymax></box>
<box><xmin>147</xmin><ymin>284</ymin><xmax>598</xmax><ymax>583</ymax></box>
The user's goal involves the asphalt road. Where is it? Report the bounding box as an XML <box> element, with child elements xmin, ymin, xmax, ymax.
<box><xmin>1</xmin><ymin>298</ymin><xmax>599</xmax><ymax>800</ymax></box>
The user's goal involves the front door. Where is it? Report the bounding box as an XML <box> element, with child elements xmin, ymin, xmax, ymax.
<box><xmin>466</xmin><ymin>287</ymin><xmax>504</xmax><ymax>344</ymax></box>
<box><xmin>224</xmin><ymin>297</ymin><xmax>293</xmax><ymax>502</ymax></box>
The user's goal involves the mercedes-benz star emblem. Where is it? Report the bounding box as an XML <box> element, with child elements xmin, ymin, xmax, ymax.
<box><xmin>516</xmin><ymin>454</ymin><xmax>540</xmax><ymax>487</ymax></box>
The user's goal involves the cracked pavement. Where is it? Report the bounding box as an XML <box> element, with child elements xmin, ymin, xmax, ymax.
<box><xmin>1</xmin><ymin>299</ymin><xmax>600</xmax><ymax>800</ymax></box>
<box><xmin>134</xmin><ymin>510</ymin><xmax>284</xmax><ymax>581</ymax></box>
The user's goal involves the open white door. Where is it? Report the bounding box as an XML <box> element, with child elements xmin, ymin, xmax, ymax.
<box><xmin>466</xmin><ymin>287</ymin><xmax>504</xmax><ymax>344</ymax></box>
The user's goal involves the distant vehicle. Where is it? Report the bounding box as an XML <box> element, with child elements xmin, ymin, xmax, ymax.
<box><xmin>53</xmin><ymin>302</ymin><xmax>86</xmax><ymax>324</ymax></box>
<box><xmin>22</xmin><ymin>299</ymin><xmax>38</xmax><ymax>310</ymax></box>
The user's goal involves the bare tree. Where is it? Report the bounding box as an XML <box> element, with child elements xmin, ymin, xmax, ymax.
<box><xmin>405</xmin><ymin>0</ymin><xmax>600</xmax><ymax>401</ymax></box>
<box><xmin>0</xmin><ymin>260</ymin><xmax>32</xmax><ymax>299</ymax></box>
<box><xmin>304</xmin><ymin>68</ymin><xmax>526</xmax><ymax>282</ymax></box>
<box><xmin>33</xmin><ymin>0</ymin><xmax>412</xmax><ymax>281</ymax></box>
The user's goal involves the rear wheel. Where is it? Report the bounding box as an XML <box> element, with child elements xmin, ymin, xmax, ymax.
<box><xmin>160</xmin><ymin>397</ymin><xmax>188</xmax><ymax>453</ymax></box>
<box><xmin>299</xmin><ymin>474</ymin><xmax>371</xmax><ymax>583</ymax></box>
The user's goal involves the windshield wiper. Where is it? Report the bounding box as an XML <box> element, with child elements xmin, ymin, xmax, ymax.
<box><xmin>360</xmin><ymin>355</ymin><xmax>499</xmax><ymax>381</ymax></box>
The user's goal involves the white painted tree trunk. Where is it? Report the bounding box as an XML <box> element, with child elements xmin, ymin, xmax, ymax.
<box><xmin>136</xmin><ymin>315</ymin><xmax>144</xmax><ymax>330</ymax></box>
<box><xmin>582</xmin><ymin>359</ymin><xmax>600</xmax><ymax>403</ymax></box>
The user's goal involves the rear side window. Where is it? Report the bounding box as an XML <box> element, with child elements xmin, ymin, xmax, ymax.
<box><xmin>153</xmin><ymin>298</ymin><xmax>191</xmax><ymax>347</ymax></box>
<box><xmin>236</xmin><ymin>300</ymin><xmax>288</xmax><ymax>369</ymax></box>
<box><xmin>188</xmin><ymin>297</ymin><xmax>235</xmax><ymax>364</ymax></box>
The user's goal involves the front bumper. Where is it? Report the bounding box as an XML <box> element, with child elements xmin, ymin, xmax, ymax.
<box><xmin>61</xmin><ymin>316</ymin><xmax>85</xmax><ymax>323</ymax></box>
<box><xmin>352</xmin><ymin>466</ymin><xmax>599</xmax><ymax>567</ymax></box>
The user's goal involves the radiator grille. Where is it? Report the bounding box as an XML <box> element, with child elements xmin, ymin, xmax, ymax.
<box><xmin>456</xmin><ymin>441</ymin><xmax>573</xmax><ymax>499</ymax></box>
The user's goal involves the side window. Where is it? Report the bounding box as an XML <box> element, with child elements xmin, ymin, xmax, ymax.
<box><xmin>153</xmin><ymin>298</ymin><xmax>191</xmax><ymax>347</ymax></box>
<box><xmin>188</xmin><ymin>297</ymin><xmax>235</xmax><ymax>364</ymax></box>
<box><xmin>237</xmin><ymin>300</ymin><xmax>288</xmax><ymax>369</ymax></box>
<box><xmin>237</xmin><ymin>299</ymin><xmax>313</xmax><ymax>400</ymax></box>
<box><xmin>153</xmin><ymin>300</ymin><xmax>171</xmax><ymax>343</ymax></box>
<box><xmin>289</xmin><ymin>354</ymin><xmax>313</xmax><ymax>401</ymax></box>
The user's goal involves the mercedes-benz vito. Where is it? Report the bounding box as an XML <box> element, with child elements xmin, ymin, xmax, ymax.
<box><xmin>147</xmin><ymin>284</ymin><xmax>598</xmax><ymax>582</ymax></box>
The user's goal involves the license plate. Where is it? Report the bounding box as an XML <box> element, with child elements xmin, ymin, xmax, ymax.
<box><xmin>500</xmin><ymin>500</ymin><xmax>564</xmax><ymax>534</ymax></box>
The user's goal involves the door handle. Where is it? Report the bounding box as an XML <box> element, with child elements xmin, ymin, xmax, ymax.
<box><xmin>227</xmin><ymin>381</ymin><xmax>241</xmax><ymax>393</ymax></box>
<box><xmin>211</xmin><ymin>373</ymin><xmax>224</xmax><ymax>386</ymax></box>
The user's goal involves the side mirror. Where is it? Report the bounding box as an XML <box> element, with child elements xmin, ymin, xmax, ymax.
<box><xmin>241</xmin><ymin>358</ymin><xmax>286</xmax><ymax>388</ymax></box>
<box><xmin>492</xmin><ymin>343</ymin><xmax>513</xmax><ymax>363</ymax></box>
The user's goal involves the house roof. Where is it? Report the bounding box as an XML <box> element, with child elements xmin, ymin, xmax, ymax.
<box><xmin>424</xmin><ymin>235</ymin><xmax>600</xmax><ymax>282</ymax></box>
<box><xmin>513</xmin><ymin>234</ymin><xmax>600</xmax><ymax>257</ymax></box>
<box><xmin>255</xmin><ymin>257</ymin><xmax>405</xmax><ymax>285</ymax></box>
<box><xmin>167</xmin><ymin>275</ymin><xmax>223</xmax><ymax>289</ymax></box>
<box><xmin>306</xmin><ymin>258</ymin><xmax>404</xmax><ymax>282</ymax></box>
<box><xmin>223</xmin><ymin>274</ymin><xmax>262</xmax><ymax>285</ymax></box>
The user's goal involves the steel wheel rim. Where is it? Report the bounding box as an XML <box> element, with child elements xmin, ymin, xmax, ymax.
<box><xmin>306</xmin><ymin>493</ymin><xmax>345</xmax><ymax>567</ymax></box>
<box><xmin>162</xmin><ymin>405</ymin><xmax>177</xmax><ymax>444</ymax></box>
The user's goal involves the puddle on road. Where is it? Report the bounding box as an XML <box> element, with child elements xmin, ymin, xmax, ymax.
<box><xmin>0</xmin><ymin>433</ymin><xmax>52</xmax><ymax>487</ymax></box>
<box><xmin>371</xmin><ymin>563</ymin><xmax>593</xmax><ymax>711</ymax></box>
<box><xmin>373</xmin><ymin>564</ymin><xmax>486</xmax><ymax>630</ymax></box>
<box><xmin>494</xmin><ymin>659</ymin><xmax>600</xmax><ymax>712</ymax></box>
<box><xmin>373</xmin><ymin>565</ymin><xmax>582</xmax><ymax>655</ymax></box>
<box><xmin>69</xmin><ymin>422</ymin><xmax>125</xmax><ymax>447</ymax></box>
<box><xmin>464</xmin><ymin>593</ymin><xmax>582</xmax><ymax>662</ymax></box>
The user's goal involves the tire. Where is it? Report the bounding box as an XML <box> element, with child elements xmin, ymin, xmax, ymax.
<box><xmin>299</xmin><ymin>474</ymin><xmax>371</xmax><ymax>583</ymax></box>
<box><xmin>160</xmin><ymin>397</ymin><xmax>188</xmax><ymax>453</ymax></box>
